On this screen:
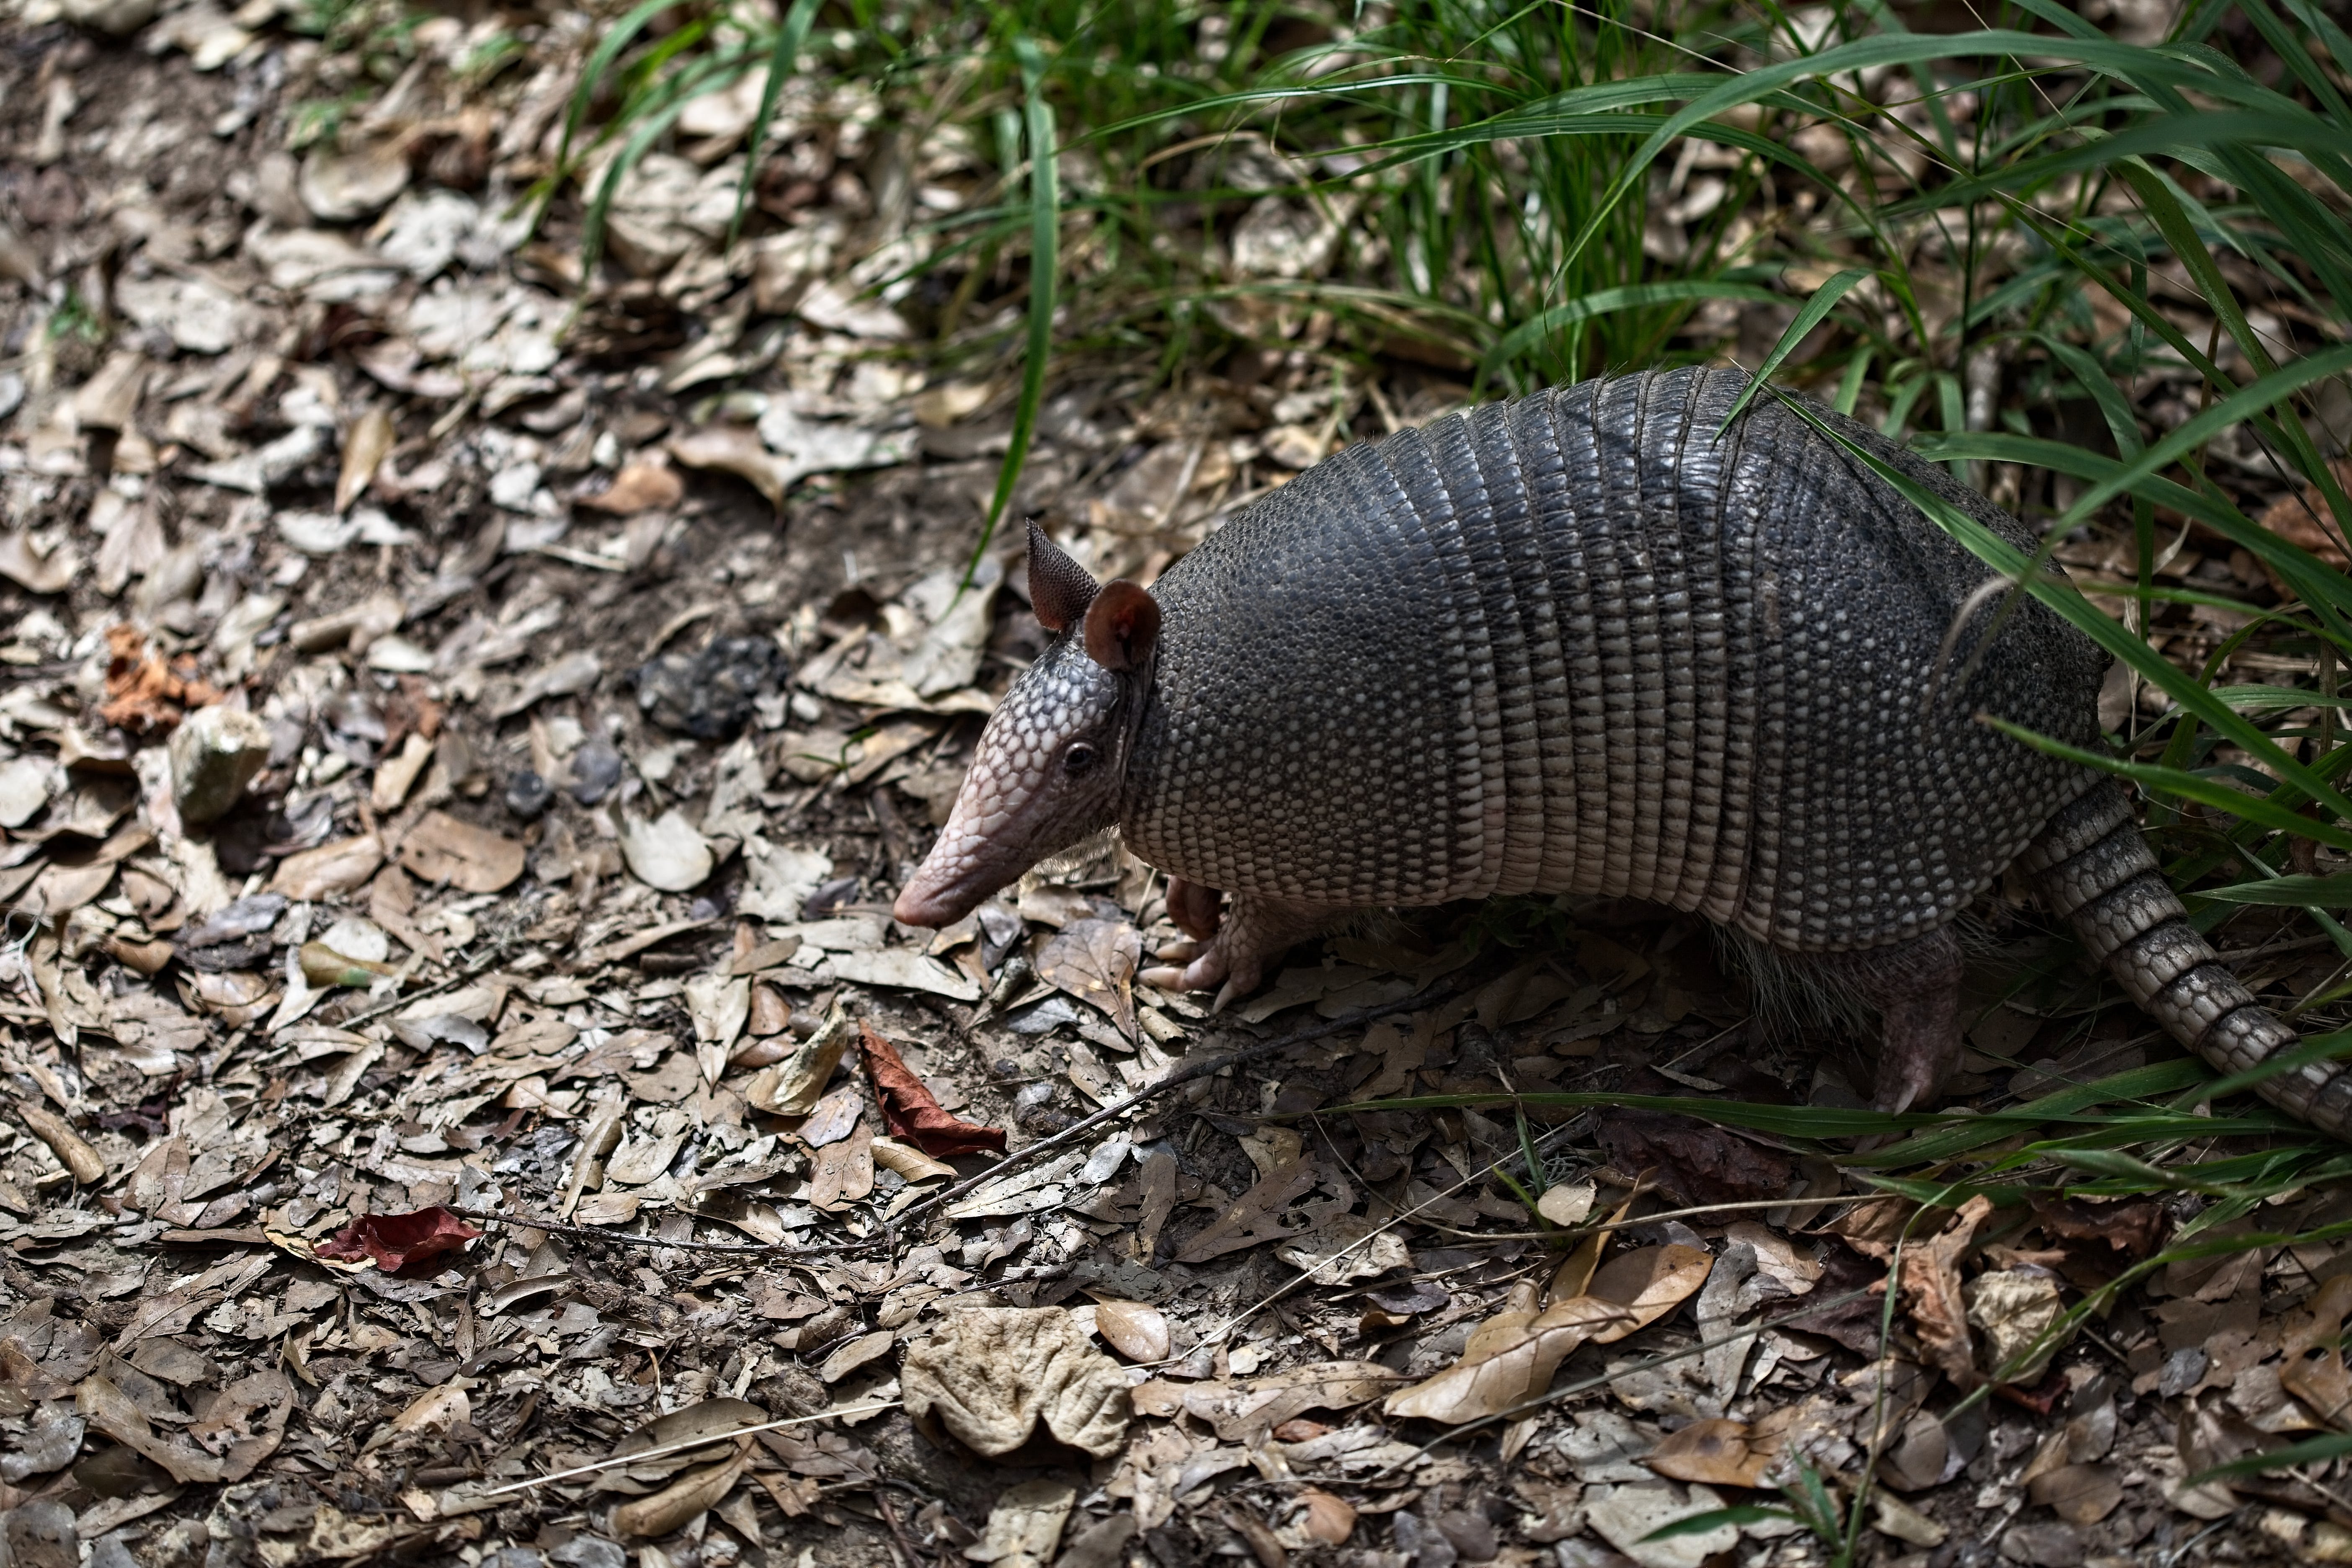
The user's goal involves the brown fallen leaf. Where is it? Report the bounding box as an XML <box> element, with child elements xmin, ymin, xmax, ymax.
<box><xmin>809</xmin><ymin>1124</ymin><xmax>874</xmax><ymax>1210</ymax></box>
<box><xmin>1884</xmin><ymin>1196</ymin><xmax>1992</xmax><ymax>1387</ymax></box>
<box><xmin>336</xmin><ymin>408</ymin><xmax>396</xmax><ymax>513</ymax></box>
<box><xmin>315</xmin><ymin>1206</ymin><xmax>483</xmax><ymax>1277</ymax></box>
<box><xmin>2282</xmin><ymin>1273</ymin><xmax>2352</xmax><ymax>1427</ymax></box>
<box><xmin>98</xmin><ymin>625</ymin><xmax>221</xmax><ymax>735</ymax></box>
<box><xmin>0</xmin><ymin>531</ymin><xmax>78</xmax><ymax>595</ymax></box>
<box><xmin>1175</xmin><ymin>1159</ymin><xmax>1318</xmax><ymax>1264</ymax></box>
<box><xmin>601</xmin><ymin>1398</ymin><xmax>768</xmax><ymax>1488</ymax></box>
<box><xmin>1645</xmin><ymin>1417</ymin><xmax>1774</xmax><ymax>1488</ymax></box>
<box><xmin>1180</xmin><ymin>1362</ymin><xmax>1405</xmax><ymax>1442</ymax></box>
<box><xmin>746</xmin><ymin>1001</ymin><xmax>850</xmax><ymax>1116</ymax></box>
<box><xmin>580</xmin><ymin>459</ymin><xmax>685</xmax><ymax>514</ymax></box>
<box><xmin>1594</xmin><ymin>1109</ymin><xmax>1794</xmax><ymax>1206</ymax></box>
<box><xmin>860</xmin><ymin>1023</ymin><xmax>1006</xmax><ymax>1156</ymax></box>
<box><xmin>1384</xmin><ymin>1296</ymin><xmax>1635</xmax><ymax>1424</ymax></box>
<box><xmin>2027</xmin><ymin>1462</ymin><xmax>2123</xmax><ymax>1524</ymax></box>
<box><xmin>613</xmin><ymin>1452</ymin><xmax>750</xmax><ymax>1539</ymax></box>
<box><xmin>1035</xmin><ymin>916</ymin><xmax>1142</xmax><ymax>1038</ymax></box>
<box><xmin>398</xmin><ymin>810</ymin><xmax>526</xmax><ymax>892</ymax></box>
<box><xmin>77</xmin><ymin>1374</ymin><xmax>225</xmax><ymax>1483</ymax></box>
<box><xmin>1585</xmin><ymin>1244</ymin><xmax>1718</xmax><ymax>1343</ymax></box>
<box><xmin>900</xmin><ymin>1307</ymin><xmax>1131</xmax><ymax>1458</ymax></box>
<box><xmin>668</xmin><ymin>425</ymin><xmax>795</xmax><ymax>510</ymax></box>
<box><xmin>271</xmin><ymin>835</ymin><xmax>385</xmax><ymax>900</ymax></box>
<box><xmin>1300</xmin><ymin>1490</ymin><xmax>1356</xmax><ymax>1545</ymax></box>
<box><xmin>1093</xmin><ymin>1300</ymin><xmax>1171</xmax><ymax>1363</ymax></box>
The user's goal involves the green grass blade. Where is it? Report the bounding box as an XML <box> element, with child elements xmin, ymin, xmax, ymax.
<box><xmin>1717</xmin><ymin>268</ymin><xmax>1870</xmax><ymax>436</ymax></box>
<box><xmin>728</xmin><ymin>0</ymin><xmax>823</xmax><ymax>247</ymax></box>
<box><xmin>970</xmin><ymin>37</ymin><xmax>1059</xmax><ymax>580</ymax></box>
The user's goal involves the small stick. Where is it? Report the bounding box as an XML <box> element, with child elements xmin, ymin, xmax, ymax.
<box><xmin>492</xmin><ymin>1211</ymin><xmax>890</xmax><ymax>1259</ymax></box>
<box><xmin>889</xmin><ymin>984</ymin><xmax>1464</xmax><ymax>1232</ymax></box>
<box><xmin>475</xmin><ymin>1403</ymin><xmax>903</xmax><ymax>1498</ymax></box>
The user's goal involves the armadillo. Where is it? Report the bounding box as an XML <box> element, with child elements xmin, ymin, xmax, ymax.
<box><xmin>895</xmin><ymin>366</ymin><xmax>2348</xmax><ymax>1135</ymax></box>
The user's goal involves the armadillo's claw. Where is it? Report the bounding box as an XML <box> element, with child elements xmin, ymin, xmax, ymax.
<box><xmin>1152</xmin><ymin>938</ymin><xmax>1201</xmax><ymax>965</ymax></box>
<box><xmin>1138</xmin><ymin>965</ymin><xmax>1189</xmax><ymax>991</ymax></box>
<box><xmin>1211</xmin><ymin>980</ymin><xmax>1242</xmax><ymax>1014</ymax></box>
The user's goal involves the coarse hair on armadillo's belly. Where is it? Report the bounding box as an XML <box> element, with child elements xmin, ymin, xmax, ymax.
<box><xmin>1712</xmin><ymin>917</ymin><xmax>1999</xmax><ymax>1042</ymax></box>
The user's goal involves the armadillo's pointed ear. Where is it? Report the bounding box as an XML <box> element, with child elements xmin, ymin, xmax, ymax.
<box><xmin>1026</xmin><ymin>519</ymin><xmax>1100</xmax><ymax>633</ymax></box>
<box><xmin>1083</xmin><ymin>580</ymin><xmax>1161</xmax><ymax>673</ymax></box>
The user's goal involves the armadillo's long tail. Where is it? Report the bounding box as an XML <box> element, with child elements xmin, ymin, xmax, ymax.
<box><xmin>2020</xmin><ymin>780</ymin><xmax>2351</xmax><ymax>1137</ymax></box>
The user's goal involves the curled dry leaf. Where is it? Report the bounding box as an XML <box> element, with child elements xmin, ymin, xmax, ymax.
<box><xmin>746</xmin><ymin>1001</ymin><xmax>849</xmax><ymax>1117</ymax></box>
<box><xmin>860</xmin><ymin>1022</ymin><xmax>1006</xmax><ymax>1157</ymax></box>
<box><xmin>270</xmin><ymin>835</ymin><xmax>384</xmax><ymax>901</ymax></box>
<box><xmin>337</xmin><ymin>408</ymin><xmax>397</xmax><ymax>513</ymax></box>
<box><xmin>1890</xmin><ymin>1195</ymin><xmax>1993</xmax><ymax>1387</ymax></box>
<box><xmin>1300</xmin><ymin>1490</ymin><xmax>1356</xmax><ymax>1545</ymax></box>
<box><xmin>398</xmin><ymin>811</ymin><xmax>527</xmax><ymax>893</ymax></box>
<box><xmin>612</xmin><ymin>1452</ymin><xmax>749</xmax><ymax>1539</ymax></box>
<box><xmin>872</xmin><ymin>1136</ymin><xmax>957</xmax><ymax>1182</ymax></box>
<box><xmin>1034</xmin><ymin>916</ymin><xmax>1141</xmax><ymax>1038</ymax></box>
<box><xmin>1175</xmin><ymin>1158</ymin><xmax>1318</xmax><ymax>1264</ymax></box>
<box><xmin>580</xmin><ymin>459</ymin><xmax>685</xmax><ymax>515</ymax></box>
<box><xmin>315</xmin><ymin>1206</ymin><xmax>483</xmax><ymax>1277</ymax></box>
<box><xmin>900</xmin><ymin>1307</ymin><xmax>1131</xmax><ymax>1458</ymax></box>
<box><xmin>1386</xmin><ymin>1245</ymin><xmax>1713</xmax><ymax>1424</ymax></box>
<box><xmin>2027</xmin><ymin>1462</ymin><xmax>2123</xmax><ymax>1524</ymax></box>
<box><xmin>1384</xmin><ymin>1295</ymin><xmax>1633</xmax><ymax>1424</ymax></box>
<box><xmin>1643</xmin><ymin>1417</ymin><xmax>1775</xmax><ymax>1488</ymax></box>
<box><xmin>1092</xmin><ymin>1300</ymin><xmax>1171</xmax><ymax>1363</ymax></box>
<box><xmin>2281</xmin><ymin>1273</ymin><xmax>2352</xmax><ymax>1422</ymax></box>
<box><xmin>602</xmin><ymin>1398</ymin><xmax>765</xmax><ymax>1488</ymax></box>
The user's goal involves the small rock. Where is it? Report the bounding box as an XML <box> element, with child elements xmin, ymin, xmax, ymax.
<box><xmin>568</xmin><ymin>740</ymin><xmax>624</xmax><ymax>805</ymax></box>
<box><xmin>5</xmin><ymin>1498</ymin><xmax>79</xmax><ymax>1568</ymax></box>
<box><xmin>168</xmin><ymin>705</ymin><xmax>272</xmax><ymax>825</ymax></box>
<box><xmin>630</xmin><ymin>635</ymin><xmax>789</xmax><ymax>740</ymax></box>
<box><xmin>505</xmin><ymin>769</ymin><xmax>552</xmax><ymax>818</ymax></box>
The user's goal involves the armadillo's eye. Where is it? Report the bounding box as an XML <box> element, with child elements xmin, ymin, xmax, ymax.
<box><xmin>1064</xmin><ymin>743</ymin><xmax>1097</xmax><ymax>776</ymax></box>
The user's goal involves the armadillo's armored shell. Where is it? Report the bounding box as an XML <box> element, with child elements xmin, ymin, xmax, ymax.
<box><xmin>1120</xmin><ymin>367</ymin><xmax>2107</xmax><ymax>953</ymax></box>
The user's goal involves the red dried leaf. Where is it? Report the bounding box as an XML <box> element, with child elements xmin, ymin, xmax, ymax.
<box><xmin>859</xmin><ymin>1023</ymin><xmax>1005</xmax><ymax>1158</ymax></box>
<box><xmin>316</xmin><ymin>1206</ymin><xmax>483</xmax><ymax>1276</ymax></box>
<box><xmin>99</xmin><ymin>624</ymin><xmax>222</xmax><ymax>735</ymax></box>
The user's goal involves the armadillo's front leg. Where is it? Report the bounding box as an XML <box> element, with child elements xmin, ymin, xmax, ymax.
<box><xmin>1141</xmin><ymin>890</ymin><xmax>1346</xmax><ymax>1011</ymax></box>
<box><xmin>1800</xmin><ymin>928</ymin><xmax>1966</xmax><ymax>1115</ymax></box>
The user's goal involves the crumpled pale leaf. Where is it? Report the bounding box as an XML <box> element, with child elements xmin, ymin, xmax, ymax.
<box><xmin>1276</xmin><ymin>1214</ymin><xmax>1411</xmax><ymax>1285</ymax></box>
<box><xmin>315</xmin><ymin>1206</ymin><xmax>483</xmax><ymax>1276</ymax></box>
<box><xmin>968</xmin><ymin>1478</ymin><xmax>1077</xmax><ymax>1568</ymax></box>
<box><xmin>1880</xmin><ymin>1195</ymin><xmax>1992</xmax><ymax>1387</ymax></box>
<box><xmin>336</xmin><ymin>408</ymin><xmax>397</xmax><ymax>513</ymax></box>
<box><xmin>601</xmin><ymin>1398</ymin><xmax>765</xmax><ymax>1489</ymax></box>
<box><xmin>1587</xmin><ymin>1483</ymin><xmax>1739</xmax><ymax>1568</ymax></box>
<box><xmin>1034</xmin><ymin>917</ymin><xmax>1141</xmax><ymax>1039</ymax></box>
<box><xmin>1966</xmin><ymin>1267</ymin><xmax>2067</xmax><ymax>1384</ymax></box>
<box><xmin>619</xmin><ymin>810</ymin><xmax>714</xmax><ymax>892</ymax></box>
<box><xmin>668</xmin><ymin>425</ymin><xmax>799</xmax><ymax>510</ymax></box>
<box><xmin>0</xmin><ymin>532</ymin><xmax>78</xmax><ymax>594</ymax></box>
<box><xmin>270</xmin><ymin>835</ymin><xmax>385</xmax><ymax>900</ymax></box>
<box><xmin>900</xmin><ymin>1308</ymin><xmax>1131</xmax><ymax>1458</ymax></box>
<box><xmin>861</xmin><ymin>1022</ymin><xmax>1006</xmax><ymax>1156</ymax></box>
<box><xmin>77</xmin><ymin>1373</ymin><xmax>225</xmax><ymax>1483</ymax></box>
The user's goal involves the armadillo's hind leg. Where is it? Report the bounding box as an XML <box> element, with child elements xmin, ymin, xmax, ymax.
<box><xmin>2024</xmin><ymin>780</ymin><xmax>2352</xmax><ymax>1135</ymax></box>
<box><xmin>1807</xmin><ymin>928</ymin><xmax>1967</xmax><ymax>1115</ymax></box>
<box><xmin>1141</xmin><ymin>891</ymin><xmax>1348</xmax><ymax>1011</ymax></box>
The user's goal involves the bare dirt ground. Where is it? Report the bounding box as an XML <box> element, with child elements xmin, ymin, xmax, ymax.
<box><xmin>0</xmin><ymin>9</ymin><xmax>2344</xmax><ymax>1568</ymax></box>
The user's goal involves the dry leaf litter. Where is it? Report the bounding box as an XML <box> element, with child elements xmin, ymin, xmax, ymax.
<box><xmin>0</xmin><ymin>7</ymin><xmax>2344</xmax><ymax>1568</ymax></box>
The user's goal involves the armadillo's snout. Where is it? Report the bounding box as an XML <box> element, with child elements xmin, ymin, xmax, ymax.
<box><xmin>892</xmin><ymin>845</ymin><xmax>984</xmax><ymax>928</ymax></box>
